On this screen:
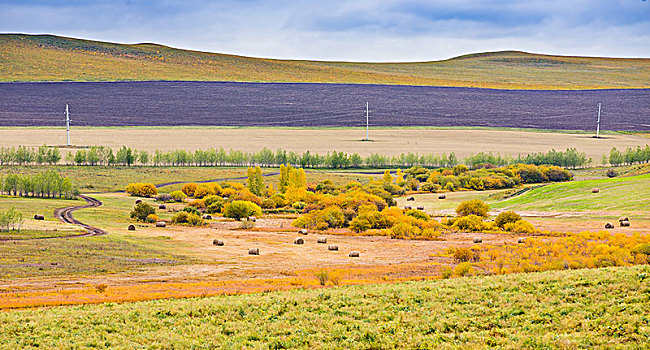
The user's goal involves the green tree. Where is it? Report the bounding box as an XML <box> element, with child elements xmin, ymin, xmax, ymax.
<box><xmin>130</xmin><ymin>202</ymin><xmax>156</xmax><ymax>222</ymax></box>
<box><xmin>223</xmin><ymin>200</ymin><xmax>262</xmax><ymax>220</ymax></box>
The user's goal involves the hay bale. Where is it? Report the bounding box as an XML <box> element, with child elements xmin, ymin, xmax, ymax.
<box><xmin>517</xmin><ymin>237</ymin><xmax>526</xmax><ymax>244</ymax></box>
<box><xmin>155</xmin><ymin>221</ymin><xmax>166</xmax><ymax>228</ymax></box>
<box><xmin>591</xmin><ymin>188</ymin><xmax>600</xmax><ymax>193</ymax></box>
<box><xmin>416</xmin><ymin>206</ymin><xmax>424</xmax><ymax>210</ymax></box>
<box><xmin>202</xmin><ymin>214</ymin><xmax>212</xmax><ymax>220</ymax></box>
<box><xmin>127</xmin><ymin>224</ymin><xmax>136</xmax><ymax>231</ymax></box>
<box><xmin>620</xmin><ymin>220</ymin><xmax>630</xmax><ymax>227</ymax></box>
<box><xmin>317</xmin><ymin>237</ymin><xmax>327</xmax><ymax>244</ymax></box>
<box><xmin>404</xmin><ymin>206</ymin><xmax>412</xmax><ymax>210</ymax></box>
<box><xmin>299</xmin><ymin>229</ymin><xmax>308</xmax><ymax>235</ymax></box>
<box><xmin>247</xmin><ymin>216</ymin><xmax>257</xmax><ymax>222</ymax></box>
<box><xmin>159</xmin><ymin>204</ymin><xmax>166</xmax><ymax>210</ymax></box>
<box><xmin>33</xmin><ymin>214</ymin><xmax>45</xmax><ymax>220</ymax></box>
<box><xmin>328</xmin><ymin>245</ymin><xmax>339</xmax><ymax>251</ymax></box>
<box><xmin>618</xmin><ymin>217</ymin><xmax>629</xmax><ymax>222</ymax></box>
<box><xmin>349</xmin><ymin>251</ymin><xmax>360</xmax><ymax>257</ymax></box>
<box><xmin>294</xmin><ymin>237</ymin><xmax>304</xmax><ymax>245</ymax></box>
<box><xmin>438</xmin><ymin>194</ymin><xmax>446</xmax><ymax>200</ymax></box>
<box><xmin>605</xmin><ymin>222</ymin><xmax>614</xmax><ymax>229</ymax></box>
<box><xmin>406</xmin><ymin>196</ymin><xmax>415</xmax><ymax>201</ymax></box>
<box><xmin>135</xmin><ymin>199</ymin><xmax>142</xmax><ymax>204</ymax></box>
<box><xmin>473</xmin><ymin>237</ymin><xmax>483</xmax><ymax>243</ymax></box>
<box><xmin>213</xmin><ymin>239</ymin><xmax>224</xmax><ymax>246</ymax></box>
<box><xmin>248</xmin><ymin>248</ymin><xmax>259</xmax><ymax>255</ymax></box>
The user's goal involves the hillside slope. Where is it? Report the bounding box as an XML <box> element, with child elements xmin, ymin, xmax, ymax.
<box><xmin>2</xmin><ymin>34</ymin><xmax>650</xmax><ymax>89</ymax></box>
<box><xmin>1</xmin><ymin>266</ymin><xmax>648</xmax><ymax>348</ymax></box>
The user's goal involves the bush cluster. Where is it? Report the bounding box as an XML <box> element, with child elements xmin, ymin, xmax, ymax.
<box><xmin>125</xmin><ymin>183</ymin><xmax>158</xmax><ymax>198</ymax></box>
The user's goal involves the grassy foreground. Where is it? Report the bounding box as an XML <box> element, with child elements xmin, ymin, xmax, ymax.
<box><xmin>2</xmin><ymin>34</ymin><xmax>650</xmax><ymax>89</ymax></box>
<box><xmin>1</xmin><ymin>266</ymin><xmax>648</xmax><ymax>349</ymax></box>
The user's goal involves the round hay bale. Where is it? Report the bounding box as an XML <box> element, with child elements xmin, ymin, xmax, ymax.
<box><xmin>328</xmin><ymin>245</ymin><xmax>339</xmax><ymax>251</ymax></box>
<box><xmin>298</xmin><ymin>229</ymin><xmax>308</xmax><ymax>235</ymax></box>
<box><xmin>517</xmin><ymin>237</ymin><xmax>526</xmax><ymax>244</ymax></box>
<box><xmin>416</xmin><ymin>206</ymin><xmax>424</xmax><ymax>210</ymax></box>
<box><xmin>127</xmin><ymin>224</ymin><xmax>136</xmax><ymax>231</ymax></box>
<box><xmin>404</xmin><ymin>206</ymin><xmax>412</xmax><ymax>210</ymax></box>
<box><xmin>248</xmin><ymin>248</ymin><xmax>259</xmax><ymax>255</ymax></box>
<box><xmin>473</xmin><ymin>237</ymin><xmax>483</xmax><ymax>243</ymax></box>
<box><xmin>247</xmin><ymin>216</ymin><xmax>257</xmax><ymax>222</ymax></box>
<box><xmin>317</xmin><ymin>237</ymin><xmax>327</xmax><ymax>244</ymax></box>
<box><xmin>618</xmin><ymin>217</ymin><xmax>629</xmax><ymax>222</ymax></box>
<box><xmin>406</xmin><ymin>196</ymin><xmax>415</xmax><ymax>201</ymax></box>
<box><xmin>605</xmin><ymin>222</ymin><xmax>614</xmax><ymax>229</ymax></box>
<box><xmin>202</xmin><ymin>214</ymin><xmax>212</xmax><ymax>220</ymax></box>
<box><xmin>438</xmin><ymin>194</ymin><xmax>446</xmax><ymax>200</ymax></box>
<box><xmin>155</xmin><ymin>221</ymin><xmax>166</xmax><ymax>228</ymax></box>
<box><xmin>294</xmin><ymin>237</ymin><xmax>304</xmax><ymax>245</ymax></box>
<box><xmin>591</xmin><ymin>188</ymin><xmax>600</xmax><ymax>193</ymax></box>
<box><xmin>349</xmin><ymin>251</ymin><xmax>360</xmax><ymax>257</ymax></box>
<box><xmin>213</xmin><ymin>239</ymin><xmax>224</xmax><ymax>246</ymax></box>
<box><xmin>159</xmin><ymin>204</ymin><xmax>166</xmax><ymax>210</ymax></box>
<box><xmin>135</xmin><ymin>199</ymin><xmax>142</xmax><ymax>204</ymax></box>
<box><xmin>620</xmin><ymin>220</ymin><xmax>630</xmax><ymax>227</ymax></box>
<box><xmin>33</xmin><ymin>214</ymin><xmax>45</xmax><ymax>220</ymax></box>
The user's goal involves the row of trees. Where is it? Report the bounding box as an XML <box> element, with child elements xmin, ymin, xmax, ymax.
<box><xmin>0</xmin><ymin>170</ymin><xmax>78</xmax><ymax>199</ymax></box>
<box><xmin>3</xmin><ymin>145</ymin><xmax>606</xmax><ymax>169</ymax></box>
<box><xmin>607</xmin><ymin>146</ymin><xmax>650</xmax><ymax>166</ymax></box>
<box><xmin>0</xmin><ymin>145</ymin><xmax>61</xmax><ymax>165</ymax></box>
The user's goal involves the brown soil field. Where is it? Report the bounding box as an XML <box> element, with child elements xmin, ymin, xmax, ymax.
<box><xmin>1</xmin><ymin>127</ymin><xmax>648</xmax><ymax>162</ymax></box>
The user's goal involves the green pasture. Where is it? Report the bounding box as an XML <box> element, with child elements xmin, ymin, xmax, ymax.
<box><xmin>492</xmin><ymin>174</ymin><xmax>650</xmax><ymax>215</ymax></box>
<box><xmin>1</xmin><ymin>265</ymin><xmax>648</xmax><ymax>349</ymax></box>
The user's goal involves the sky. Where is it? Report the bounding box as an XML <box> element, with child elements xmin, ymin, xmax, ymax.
<box><xmin>1</xmin><ymin>0</ymin><xmax>649</xmax><ymax>62</ymax></box>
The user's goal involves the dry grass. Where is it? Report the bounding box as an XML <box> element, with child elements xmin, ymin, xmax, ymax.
<box><xmin>3</xmin><ymin>34</ymin><xmax>650</xmax><ymax>89</ymax></box>
<box><xmin>1</xmin><ymin>127</ymin><xmax>647</xmax><ymax>163</ymax></box>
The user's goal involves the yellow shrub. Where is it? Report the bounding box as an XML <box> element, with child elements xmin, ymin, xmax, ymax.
<box><xmin>125</xmin><ymin>183</ymin><xmax>158</xmax><ymax>198</ymax></box>
<box><xmin>181</xmin><ymin>183</ymin><xmax>198</xmax><ymax>197</ymax></box>
<box><xmin>193</xmin><ymin>185</ymin><xmax>215</xmax><ymax>199</ymax></box>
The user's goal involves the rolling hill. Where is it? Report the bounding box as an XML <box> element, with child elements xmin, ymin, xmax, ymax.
<box><xmin>1</xmin><ymin>34</ymin><xmax>650</xmax><ymax>89</ymax></box>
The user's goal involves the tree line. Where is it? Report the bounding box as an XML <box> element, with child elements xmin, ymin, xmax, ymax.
<box><xmin>607</xmin><ymin>146</ymin><xmax>650</xmax><ymax>166</ymax></box>
<box><xmin>1</xmin><ymin>145</ymin><xmax>598</xmax><ymax>169</ymax></box>
<box><xmin>0</xmin><ymin>170</ymin><xmax>78</xmax><ymax>199</ymax></box>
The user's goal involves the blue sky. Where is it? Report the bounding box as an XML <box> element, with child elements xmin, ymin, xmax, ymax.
<box><xmin>1</xmin><ymin>0</ymin><xmax>649</xmax><ymax>61</ymax></box>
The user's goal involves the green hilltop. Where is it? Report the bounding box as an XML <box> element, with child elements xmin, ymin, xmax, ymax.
<box><xmin>1</xmin><ymin>33</ymin><xmax>650</xmax><ymax>89</ymax></box>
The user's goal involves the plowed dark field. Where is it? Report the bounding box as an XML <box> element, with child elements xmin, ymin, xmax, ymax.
<box><xmin>1</xmin><ymin>82</ymin><xmax>648</xmax><ymax>130</ymax></box>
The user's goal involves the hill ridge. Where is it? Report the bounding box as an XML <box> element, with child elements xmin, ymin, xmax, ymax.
<box><xmin>1</xmin><ymin>33</ymin><xmax>649</xmax><ymax>89</ymax></box>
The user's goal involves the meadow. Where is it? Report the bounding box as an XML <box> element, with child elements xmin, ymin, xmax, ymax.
<box><xmin>0</xmin><ymin>265</ymin><xmax>648</xmax><ymax>349</ymax></box>
<box><xmin>2</xmin><ymin>34</ymin><xmax>650</xmax><ymax>90</ymax></box>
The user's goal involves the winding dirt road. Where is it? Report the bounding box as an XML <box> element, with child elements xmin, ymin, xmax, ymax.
<box><xmin>52</xmin><ymin>194</ymin><xmax>107</xmax><ymax>237</ymax></box>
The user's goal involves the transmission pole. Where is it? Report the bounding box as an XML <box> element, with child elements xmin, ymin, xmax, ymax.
<box><xmin>596</xmin><ymin>103</ymin><xmax>601</xmax><ymax>138</ymax></box>
<box><xmin>66</xmin><ymin>104</ymin><xmax>70</xmax><ymax>146</ymax></box>
<box><xmin>365</xmin><ymin>101</ymin><xmax>369</xmax><ymax>141</ymax></box>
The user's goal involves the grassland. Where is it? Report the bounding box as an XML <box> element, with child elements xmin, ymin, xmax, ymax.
<box><xmin>2</xmin><ymin>34</ymin><xmax>650</xmax><ymax>89</ymax></box>
<box><xmin>1</xmin><ymin>127</ymin><xmax>648</xmax><ymax>164</ymax></box>
<box><xmin>0</xmin><ymin>265</ymin><xmax>648</xmax><ymax>349</ymax></box>
<box><xmin>492</xmin><ymin>174</ymin><xmax>650</xmax><ymax>215</ymax></box>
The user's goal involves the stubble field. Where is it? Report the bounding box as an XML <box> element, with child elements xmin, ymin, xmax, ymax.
<box><xmin>1</xmin><ymin>127</ymin><xmax>648</xmax><ymax>163</ymax></box>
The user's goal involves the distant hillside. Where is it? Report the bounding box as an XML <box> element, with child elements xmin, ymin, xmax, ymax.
<box><xmin>1</xmin><ymin>34</ymin><xmax>649</xmax><ymax>89</ymax></box>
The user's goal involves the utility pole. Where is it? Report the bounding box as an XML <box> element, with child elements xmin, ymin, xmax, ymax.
<box><xmin>596</xmin><ymin>103</ymin><xmax>601</xmax><ymax>138</ymax></box>
<box><xmin>365</xmin><ymin>101</ymin><xmax>369</xmax><ymax>141</ymax></box>
<box><xmin>65</xmin><ymin>104</ymin><xmax>70</xmax><ymax>146</ymax></box>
